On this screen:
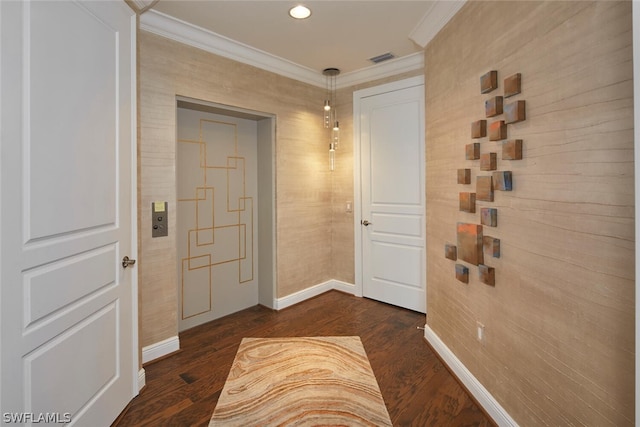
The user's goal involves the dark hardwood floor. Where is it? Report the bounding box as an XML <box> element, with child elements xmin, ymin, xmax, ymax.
<box><xmin>114</xmin><ymin>291</ymin><xmax>494</xmax><ymax>426</ymax></box>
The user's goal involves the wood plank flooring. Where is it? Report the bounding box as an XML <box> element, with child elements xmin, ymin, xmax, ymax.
<box><xmin>114</xmin><ymin>291</ymin><xmax>495</xmax><ymax>426</ymax></box>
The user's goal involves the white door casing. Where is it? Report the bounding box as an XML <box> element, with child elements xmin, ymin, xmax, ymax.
<box><xmin>354</xmin><ymin>77</ymin><xmax>426</xmax><ymax>313</ymax></box>
<box><xmin>1</xmin><ymin>1</ymin><xmax>137</xmax><ymax>425</ymax></box>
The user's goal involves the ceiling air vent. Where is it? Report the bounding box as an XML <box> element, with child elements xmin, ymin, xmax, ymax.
<box><xmin>368</xmin><ymin>52</ymin><xmax>395</xmax><ymax>64</ymax></box>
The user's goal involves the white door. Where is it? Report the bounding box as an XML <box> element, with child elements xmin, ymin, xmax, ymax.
<box><xmin>356</xmin><ymin>78</ymin><xmax>426</xmax><ymax>313</ymax></box>
<box><xmin>176</xmin><ymin>107</ymin><xmax>259</xmax><ymax>332</ymax></box>
<box><xmin>0</xmin><ymin>1</ymin><xmax>137</xmax><ymax>425</ymax></box>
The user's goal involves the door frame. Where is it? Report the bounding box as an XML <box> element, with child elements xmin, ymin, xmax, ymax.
<box><xmin>353</xmin><ymin>75</ymin><xmax>426</xmax><ymax>300</ymax></box>
<box><xmin>174</xmin><ymin>96</ymin><xmax>277</xmax><ymax>322</ymax></box>
<box><xmin>632</xmin><ymin>1</ymin><xmax>638</xmax><ymax>419</ymax></box>
<box><xmin>130</xmin><ymin>11</ymin><xmax>141</xmax><ymax>393</ymax></box>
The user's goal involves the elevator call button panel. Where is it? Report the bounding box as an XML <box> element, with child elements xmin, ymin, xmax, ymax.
<box><xmin>152</xmin><ymin>201</ymin><xmax>168</xmax><ymax>238</ymax></box>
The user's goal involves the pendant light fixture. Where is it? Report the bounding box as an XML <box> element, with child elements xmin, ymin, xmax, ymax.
<box><xmin>323</xmin><ymin>67</ymin><xmax>340</xmax><ymax>171</ymax></box>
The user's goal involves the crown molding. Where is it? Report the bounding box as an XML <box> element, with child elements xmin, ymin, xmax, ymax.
<box><xmin>125</xmin><ymin>0</ymin><xmax>158</xmax><ymax>14</ymax></box>
<box><xmin>338</xmin><ymin>53</ymin><xmax>424</xmax><ymax>88</ymax></box>
<box><xmin>140</xmin><ymin>9</ymin><xmax>425</xmax><ymax>89</ymax></box>
<box><xmin>409</xmin><ymin>0</ymin><xmax>467</xmax><ymax>48</ymax></box>
<box><xmin>140</xmin><ymin>10</ymin><xmax>325</xmax><ymax>87</ymax></box>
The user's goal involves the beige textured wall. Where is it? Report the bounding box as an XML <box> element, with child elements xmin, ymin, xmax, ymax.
<box><xmin>139</xmin><ymin>31</ymin><xmax>332</xmax><ymax>347</ymax></box>
<box><xmin>329</xmin><ymin>87</ymin><xmax>355</xmax><ymax>282</ymax></box>
<box><xmin>425</xmin><ymin>1</ymin><xmax>634</xmax><ymax>426</ymax></box>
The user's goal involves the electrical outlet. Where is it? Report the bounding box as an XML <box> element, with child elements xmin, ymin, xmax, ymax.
<box><xmin>476</xmin><ymin>322</ymin><xmax>485</xmax><ymax>342</ymax></box>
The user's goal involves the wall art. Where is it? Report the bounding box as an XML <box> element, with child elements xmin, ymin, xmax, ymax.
<box><xmin>493</xmin><ymin>171</ymin><xmax>513</xmax><ymax>191</ymax></box>
<box><xmin>480</xmin><ymin>70</ymin><xmax>498</xmax><ymax>94</ymax></box>
<box><xmin>489</xmin><ymin>120</ymin><xmax>507</xmax><ymax>141</ymax></box>
<box><xmin>478</xmin><ymin>264</ymin><xmax>495</xmax><ymax>286</ymax></box>
<box><xmin>457</xmin><ymin>222</ymin><xmax>483</xmax><ymax>266</ymax></box>
<box><xmin>476</xmin><ymin>176</ymin><xmax>494</xmax><ymax>202</ymax></box>
<box><xmin>480</xmin><ymin>208</ymin><xmax>497</xmax><ymax>227</ymax></box>
<box><xmin>471</xmin><ymin>120</ymin><xmax>487</xmax><ymax>138</ymax></box>
<box><xmin>445</xmin><ymin>243</ymin><xmax>458</xmax><ymax>261</ymax></box>
<box><xmin>504</xmin><ymin>100</ymin><xmax>526</xmax><ymax>124</ymax></box>
<box><xmin>480</xmin><ymin>153</ymin><xmax>497</xmax><ymax>171</ymax></box>
<box><xmin>459</xmin><ymin>192</ymin><xmax>476</xmax><ymax>213</ymax></box>
<box><xmin>485</xmin><ymin>96</ymin><xmax>503</xmax><ymax>117</ymax></box>
<box><xmin>483</xmin><ymin>236</ymin><xmax>500</xmax><ymax>258</ymax></box>
<box><xmin>504</xmin><ymin>73</ymin><xmax>521</xmax><ymax>98</ymax></box>
<box><xmin>445</xmin><ymin>70</ymin><xmax>526</xmax><ymax>287</ymax></box>
<box><xmin>458</xmin><ymin>168</ymin><xmax>471</xmax><ymax>184</ymax></box>
<box><xmin>455</xmin><ymin>264</ymin><xmax>469</xmax><ymax>283</ymax></box>
<box><xmin>465</xmin><ymin>143</ymin><xmax>480</xmax><ymax>160</ymax></box>
<box><xmin>502</xmin><ymin>139</ymin><xmax>523</xmax><ymax>160</ymax></box>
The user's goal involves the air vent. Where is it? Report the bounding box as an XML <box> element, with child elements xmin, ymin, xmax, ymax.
<box><xmin>368</xmin><ymin>52</ymin><xmax>396</xmax><ymax>64</ymax></box>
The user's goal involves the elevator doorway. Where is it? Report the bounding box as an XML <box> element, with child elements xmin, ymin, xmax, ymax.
<box><xmin>176</xmin><ymin>98</ymin><xmax>275</xmax><ymax>332</ymax></box>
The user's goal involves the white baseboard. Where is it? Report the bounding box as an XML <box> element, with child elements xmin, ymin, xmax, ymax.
<box><xmin>274</xmin><ymin>279</ymin><xmax>356</xmax><ymax>310</ymax></box>
<box><xmin>424</xmin><ymin>325</ymin><xmax>519</xmax><ymax>427</ymax></box>
<box><xmin>331</xmin><ymin>279</ymin><xmax>356</xmax><ymax>294</ymax></box>
<box><xmin>142</xmin><ymin>335</ymin><xmax>180</xmax><ymax>364</ymax></box>
<box><xmin>138</xmin><ymin>368</ymin><xmax>146</xmax><ymax>392</ymax></box>
<box><xmin>142</xmin><ymin>283</ymin><xmax>354</xmax><ymax>363</ymax></box>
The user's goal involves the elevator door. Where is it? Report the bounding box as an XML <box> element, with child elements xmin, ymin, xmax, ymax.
<box><xmin>177</xmin><ymin>107</ymin><xmax>258</xmax><ymax>331</ymax></box>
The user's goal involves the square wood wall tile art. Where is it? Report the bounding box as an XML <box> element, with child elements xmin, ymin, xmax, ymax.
<box><xmin>449</xmin><ymin>70</ymin><xmax>525</xmax><ymax>287</ymax></box>
<box><xmin>479</xmin><ymin>264</ymin><xmax>495</xmax><ymax>286</ymax></box>
<box><xmin>480</xmin><ymin>153</ymin><xmax>497</xmax><ymax>171</ymax></box>
<box><xmin>504</xmin><ymin>73</ymin><xmax>521</xmax><ymax>98</ymax></box>
<box><xmin>459</xmin><ymin>192</ymin><xmax>476</xmax><ymax>213</ymax></box>
<box><xmin>489</xmin><ymin>120</ymin><xmax>507</xmax><ymax>141</ymax></box>
<box><xmin>465</xmin><ymin>143</ymin><xmax>480</xmax><ymax>160</ymax></box>
<box><xmin>493</xmin><ymin>171</ymin><xmax>513</xmax><ymax>191</ymax></box>
<box><xmin>505</xmin><ymin>100</ymin><xmax>526</xmax><ymax>124</ymax></box>
<box><xmin>502</xmin><ymin>139</ymin><xmax>523</xmax><ymax>160</ymax></box>
<box><xmin>476</xmin><ymin>176</ymin><xmax>494</xmax><ymax>202</ymax></box>
<box><xmin>457</xmin><ymin>222</ymin><xmax>483</xmax><ymax>265</ymax></box>
<box><xmin>471</xmin><ymin>120</ymin><xmax>487</xmax><ymax>138</ymax></box>
<box><xmin>483</xmin><ymin>236</ymin><xmax>501</xmax><ymax>258</ymax></box>
<box><xmin>445</xmin><ymin>243</ymin><xmax>457</xmax><ymax>261</ymax></box>
<box><xmin>485</xmin><ymin>96</ymin><xmax>503</xmax><ymax>117</ymax></box>
<box><xmin>480</xmin><ymin>70</ymin><xmax>498</xmax><ymax>94</ymax></box>
<box><xmin>458</xmin><ymin>168</ymin><xmax>471</xmax><ymax>184</ymax></box>
<box><xmin>481</xmin><ymin>208</ymin><xmax>498</xmax><ymax>227</ymax></box>
<box><xmin>455</xmin><ymin>264</ymin><xmax>469</xmax><ymax>283</ymax></box>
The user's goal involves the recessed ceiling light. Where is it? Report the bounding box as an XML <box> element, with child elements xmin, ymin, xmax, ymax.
<box><xmin>289</xmin><ymin>5</ymin><xmax>311</xmax><ymax>19</ymax></box>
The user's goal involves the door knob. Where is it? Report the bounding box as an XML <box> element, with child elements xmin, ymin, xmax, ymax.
<box><xmin>361</xmin><ymin>220</ymin><xmax>372</xmax><ymax>226</ymax></box>
<box><xmin>122</xmin><ymin>256</ymin><xmax>137</xmax><ymax>268</ymax></box>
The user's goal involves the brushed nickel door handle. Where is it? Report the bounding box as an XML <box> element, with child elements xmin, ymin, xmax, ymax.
<box><xmin>122</xmin><ymin>256</ymin><xmax>137</xmax><ymax>268</ymax></box>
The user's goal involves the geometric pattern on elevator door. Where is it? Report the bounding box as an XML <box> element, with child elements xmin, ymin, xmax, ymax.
<box><xmin>177</xmin><ymin>118</ymin><xmax>254</xmax><ymax>320</ymax></box>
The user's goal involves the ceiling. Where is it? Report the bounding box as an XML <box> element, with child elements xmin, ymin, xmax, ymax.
<box><xmin>138</xmin><ymin>1</ymin><xmax>466</xmax><ymax>86</ymax></box>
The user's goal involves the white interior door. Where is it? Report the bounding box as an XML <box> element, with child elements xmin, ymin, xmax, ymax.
<box><xmin>177</xmin><ymin>107</ymin><xmax>259</xmax><ymax>332</ymax></box>
<box><xmin>0</xmin><ymin>1</ymin><xmax>137</xmax><ymax>425</ymax></box>
<box><xmin>356</xmin><ymin>78</ymin><xmax>426</xmax><ymax>313</ymax></box>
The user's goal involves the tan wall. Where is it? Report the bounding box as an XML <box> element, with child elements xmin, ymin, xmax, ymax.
<box><xmin>425</xmin><ymin>1</ymin><xmax>634</xmax><ymax>426</ymax></box>
<box><xmin>139</xmin><ymin>31</ymin><xmax>332</xmax><ymax>347</ymax></box>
